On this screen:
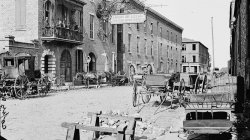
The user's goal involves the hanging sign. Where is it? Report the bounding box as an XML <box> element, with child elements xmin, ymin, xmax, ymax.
<box><xmin>110</xmin><ymin>13</ymin><xmax>146</xmax><ymax>24</ymax></box>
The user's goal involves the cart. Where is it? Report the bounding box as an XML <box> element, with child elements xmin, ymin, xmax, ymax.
<box><xmin>0</xmin><ymin>54</ymin><xmax>51</xmax><ymax>99</ymax></box>
<box><xmin>183</xmin><ymin>93</ymin><xmax>234</xmax><ymax>134</ymax></box>
<box><xmin>177</xmin><ymin>73</ymin><xmax>208</xmax><ymax>94</ymax></box>
<box><xmin>132</xmin><ymin>74</ymin><xmax>176</xmax><ymax>114</ymax></box>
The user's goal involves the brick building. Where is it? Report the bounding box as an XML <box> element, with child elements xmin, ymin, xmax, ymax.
<box><xmin>229</xmin><ymin>0</ymin><xmax>250</xmax><ymax>110</ymax></box>
<box><xmin>0</xmin><ymin>0</ymin><xmax>183</xmax><ymax>82</ymax></box>
<box><xmin>117</xmin><ymin>0</ymin><xmax>183</xmax><ymax>76</ymax></box>
<box><xmin>0</xmin><ymin>0</ymin><xmax>118</xmax><ymax>82</ymax></box>
<box><xmin>181</xmin><ymin>38</ymin><xmax>210</xmax><ymax>74</ymax></box>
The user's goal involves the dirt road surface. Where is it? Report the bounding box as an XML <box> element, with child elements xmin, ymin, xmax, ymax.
<box><xmin>2</xmin><ymin>86</ymin><xmax>185</xmax><ymax>140</ymax></box>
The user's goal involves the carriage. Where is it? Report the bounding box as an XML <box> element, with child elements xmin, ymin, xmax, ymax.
<box><xmin>132</xmin><ymin>72</ymin><xmax>209</xmax><ymax>115</ymax></box>
<box><xmin>0</xmin><ymin>53</ymin><xmax>51</xmax><ymax>99</ymax></box>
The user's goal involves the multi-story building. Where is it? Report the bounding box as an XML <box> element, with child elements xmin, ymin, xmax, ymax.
<box><xmin>229</xmin><ymin>0</ymin><xmax>250</xmax><ymax>111</ymax></box>
<box><xmin>0</xmin><ymin>0</ymin><xmax>88</xmax><ymax>82</ymax></box>
<box><xmin>0</xmin><ymin>0</ymin><xmax>183</xmax><ymax>82</ymax></box>
<box><xmin>0</xmin><ymin>0</ymin><xmax>118</xmax><ymax>82</ymax></box>
<box><xmin>181</xmin><ymin>38</ymin><xmax>209</xmax><ymax>74</ymax></box>
<box><xmin>113</xmin><ymin>0</ymin><xmax>183</xmax><ymax>76</ymax></box>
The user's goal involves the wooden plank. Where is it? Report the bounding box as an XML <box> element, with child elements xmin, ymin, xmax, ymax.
<box><xmin>62</xmin><ymin>122</ymin><xmax>126</xmax><ymax>133</ymax></box>
<box><xmin>65</xmin><ymin>126</ymin><xmax>80</xmax><ymax>140</ymax></box>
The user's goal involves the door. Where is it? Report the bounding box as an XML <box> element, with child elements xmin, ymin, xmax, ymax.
<box><xmin>60</xmin><ymin>50</ymin><xmax>72</xmax><ymax>82</ymax></box>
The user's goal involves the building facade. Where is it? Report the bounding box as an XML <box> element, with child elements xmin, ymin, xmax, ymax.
<box><xmin>229</xmin><ymin>0</ymin><xmax>250</xmax><ymax>108</ymax></box>
<box><xmin>114</xmin><ymin>0</ymin><xmax>183</xmax><ymax>76</ymax></box>
<box><xmin>0</xmin><ymin>0</ymin><xmax>183</xmax><ymax>82</ymax></box>
<box><xmin>181</xmin><ymin>38</ymin><xmax>209</xmax><ymax>74</ymax></box>
<box><xmin>0</xmin><ymin>0</ymin><xmax>118</xmax><ymax>82</ymax></box>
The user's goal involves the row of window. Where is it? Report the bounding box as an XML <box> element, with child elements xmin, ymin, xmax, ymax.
<box><xmin>182</xmin><ymin>44</ymin><xmax>197</xmax><ymax>51</ymax></box>
<box><xmin>182</xmin><ymin>55</ymin><xmax>197</xmax><ymax>63</ymax></box>
<box><xmin>127</xmin><ymin>34</ymin><xmax>180</xmax><ymax>59</ymax></box>
<box><xmin>129</xmin><ymin>22</ymin><xmax>180</xmax><ymax>44</ymax></box>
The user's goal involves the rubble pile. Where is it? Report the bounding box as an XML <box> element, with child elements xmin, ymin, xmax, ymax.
<box><xmin>79</xmin><ymin>110</ymin><xmax>170</xmax><ymax>139</ymax></box>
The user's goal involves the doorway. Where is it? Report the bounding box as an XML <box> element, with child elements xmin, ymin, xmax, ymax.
<box><xmin>60</xmin><ymin>50</ymin><xmax>72</xmax><ymax>82</ymax></box>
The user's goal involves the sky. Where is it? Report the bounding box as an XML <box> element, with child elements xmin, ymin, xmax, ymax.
<box><xmin>145</xmin><ymin>0</ymin><xmax>232</xmax><ymax>69</ymax></box>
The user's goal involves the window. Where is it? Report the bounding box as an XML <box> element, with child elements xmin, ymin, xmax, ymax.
<box><xmin>151</xmin><ymin>41</ymin><xmax>153</xmax><ymax>55</ymax></box>
<box><xmin>74</xmin><ymin>10</ymin><xmax>83</xmax><ymax>32</ymax></box>
<box><xmin>44</xmin><ymin>1</ymin><xmax>51</xmax><ymax>27</ymax></box>
<box><xmin>182</xmin><ymin>44</ymin><xmax>186</xmax><ymax>51</ymax></box>
<box><xmin>183</xmin><ymin>66</ymin><xmax>187</xmax><ymax>73</ymax></box>
<box><xmin>160</xmin><ymin>43</ymin><xmax>163</xmax><ymax>56</ymax></box>
<box><xmin>144</xmin><ymin>39</ymin><xmax>147</xmax><ymax>54</ymax></box>
<box><xmin>192</xmin><ymin>44</ymin><xmax>196</xmax><ymax>50</ymax></box>
<box><xmin>76</xmin><ymin>50</ymin><xmax>83</xmax><ymax>72</ymax></box>
<box><xmin>111</xmin><ymin>25</ymin><xmax>115</xmax><ymax>43</ymax></box>
<box><xmin>137</xmin><ymin>36</ymin><xmax>140</xmax><ymax>54</ymax></box>
<box><xmin>120</xmin><ymin>8</ymin><xmax>124</xmax><ymax>13</ymax></box>
<box><xmin>176</xmin><ymin>35</ymin><xmax>177</xmax><ymax>43</ymax></box>
<box><xmin>90</xmin><ymin>14</ymin><xmax>94</xmax><ymax>39</ymax></box>
<box><xmin>128</xmin><ymin>34</ymin><xmax>131</xmax><ymax>52</ymax></box>
<box><xmin>15</xmin><ymin>0</ymin><xmax>26</xmax><ymax>29</ymax></box>
<box><xmin>182</xmin><ymin>56</ymin><xmax>185</xmax><ymax>62</ymax></box>
<box><xmin>4</xmin><ymin>59</ymin><xmax>14</xmax><ymax>66</ymax></box>
<box><xmin>171</xmin><ymin>32</ymin><xmax>173</xmax><ymax>42</ymax></box>
<box><xmin>144</xmin><ymin>21</ymin><xmax>147</xmax><ymax>33</ymax></box>
<box><xmin>160</xmin><ymin>27</ymin><xmax>162</xmax><ymax>38</ymax></box>
<box><xmin>171</xmin><ymin>47</ymin><xmax>172</xmax><ymax>59</ymax></box>
<box><xmin>137</xmin><ymin>23</ymin><xmax>139</xmax><ymax>31</ymax></box>
<box><xmin>167</xmin><ymin>30</ymin><xmax>169</xmax><ymax>40</ymax></box>
<box><xmin>194</xmin><ymin>66</ymin><xmax>198</xmax><ymax>73</ymax></box>
<box><xmin>193</xmin><ymin>55</ymin><xmax>196</xmax><ymax>62</ymax></box>
<box><xmin>150</xmin><ymin>23</ymin><xmax>153</xmax><ymax>34</ymax></box>
<box><xmin>167</xmin><ymin>45</ymin><xmax>169</xmax><ymax>58</ymax></box>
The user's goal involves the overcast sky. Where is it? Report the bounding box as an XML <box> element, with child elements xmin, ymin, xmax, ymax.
<box><xmin>145</xmin><ymin>0</ymin><xmax>232</xmax><ymax>69</ymax></box>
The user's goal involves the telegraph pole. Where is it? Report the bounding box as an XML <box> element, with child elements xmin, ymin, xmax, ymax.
<box><xmin>211</xmin><ymin>17</ymin><xmax>215</xmax><ymax>72</ymax></box>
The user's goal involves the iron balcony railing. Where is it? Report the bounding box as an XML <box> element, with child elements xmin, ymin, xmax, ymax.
<box><xmin>42</xmin><ymin>26</ymin><xmax>83</xmax><ymax>43</ymax></box>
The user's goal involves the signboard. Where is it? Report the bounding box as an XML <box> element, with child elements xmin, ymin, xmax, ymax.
<box><xmin>110</xmin><ymin>13</ymin><xmax>146</xmax><ymax>24</ymax></box>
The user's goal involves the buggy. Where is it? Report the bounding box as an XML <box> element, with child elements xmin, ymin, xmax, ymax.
<box><xmin>0</xmin><ymin>53</ymin><xmax>51</xmax><ymax>99</ymax></box>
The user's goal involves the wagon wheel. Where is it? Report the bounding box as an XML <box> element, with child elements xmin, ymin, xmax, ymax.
<box><xmin>201</xmin><ymin>75</ymin><xmax>208</xmax><ymax>93</ymax></box>
<box><xmin>141</xmin><ymin>80</ymin><xmax>151</xmax><ymax>104</ymax></box>
<box><xmin>132</xmin><ymin>80</ymin><xmax>138</xmax><ymax>107</ymax></box>
<box><xmin>14</xmin><ymin>75</ymin><xmax>29</xmax><ymax>99</ymax></box>
<box><xmin>37</xmin><ymin>76</ymin><xmax>49</xmax><ymax>97</ymax></box>
<box><xmin>193</xmin><ymin>75</ymin><xmax>200</xmax><ymax>94</ymax></box>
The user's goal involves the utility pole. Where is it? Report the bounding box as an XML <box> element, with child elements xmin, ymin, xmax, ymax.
<box><xmin>211</xmin><ymin>17</ymin><xmax>215</xmax><ymax>72</ymax></box>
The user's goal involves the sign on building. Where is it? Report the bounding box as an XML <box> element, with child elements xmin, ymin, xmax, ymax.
<box><xmin>110</xmin><ymin>13</ymin><xmax>146</xmax><ymax>24</ymax></box>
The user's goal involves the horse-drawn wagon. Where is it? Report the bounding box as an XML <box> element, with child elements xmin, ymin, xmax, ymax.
<box><xmin>0</xmin><ymin>53</ymin><xmax>51</xmax><ymax>99</ymax></box>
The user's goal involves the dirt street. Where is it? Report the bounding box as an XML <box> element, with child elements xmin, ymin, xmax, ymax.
<box><xmin>1</xmin><ymin>86</ymin><xmax>185</xmax><ymax>140</ymax></box>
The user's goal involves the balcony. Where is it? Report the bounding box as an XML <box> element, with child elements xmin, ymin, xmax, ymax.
<box><xmin>42</xmin><ymin>26</ymin><xmax>83</xmax><ymax>44</ymax></box>
<box><xmin>41</xmin><ymin>0</ymin><xmax>86</xmax><ymax>44</ymax></box>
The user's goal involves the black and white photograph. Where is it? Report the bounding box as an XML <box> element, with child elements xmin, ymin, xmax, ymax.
<box><xmin>0</xmin><ymin>0</ymin><xmax>249</xmax><ymax>139</ymax></box>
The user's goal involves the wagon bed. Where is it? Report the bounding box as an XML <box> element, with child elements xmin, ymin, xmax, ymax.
<box><xmin>183</xmin><ymin>93</ymin><xmax>235</xmax><ymax>134</ymax></box>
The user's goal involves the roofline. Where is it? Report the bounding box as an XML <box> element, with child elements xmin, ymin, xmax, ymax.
<box><xmin>130</xmin><ymin>0</ymin><xmax>184</xmax><ymax>33</ymax></box>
